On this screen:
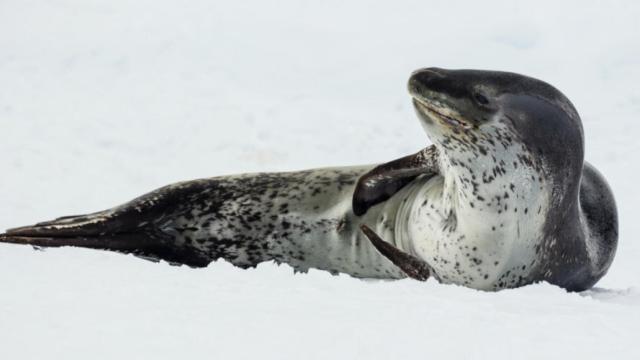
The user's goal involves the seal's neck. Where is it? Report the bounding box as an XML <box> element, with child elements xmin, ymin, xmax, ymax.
<box><xmin>435</xmin><ymin>133</ymin><xmax>550</xmax><ymax>231</ymax></box>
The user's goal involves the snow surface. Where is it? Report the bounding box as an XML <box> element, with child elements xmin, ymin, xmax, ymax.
<box><xmin>1</xmin><ymin>0</ymin><xmax>639</xmax><ymax>358</ymax></box>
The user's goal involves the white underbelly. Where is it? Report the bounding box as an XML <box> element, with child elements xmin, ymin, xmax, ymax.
<box><xmin>400</xmin><ymin>175</ymin><xmax>545</xmax><ymax>290</ymax></box>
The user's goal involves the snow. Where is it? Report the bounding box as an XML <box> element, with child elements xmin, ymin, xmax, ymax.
<box><xmin>1</xmin><ymin>0</ymin><xmax>639</xmax><ymax>358</ymax></box>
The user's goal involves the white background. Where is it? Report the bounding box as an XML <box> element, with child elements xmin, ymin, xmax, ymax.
<box><xmin>1</xmin><ymin>0</ymin><xmax>639</xmax><ymax>358</ymax></box>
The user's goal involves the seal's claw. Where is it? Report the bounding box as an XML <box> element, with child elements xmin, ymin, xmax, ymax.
<box><xmin>360</xmin><ymin>224</ymin><xmax>431</xmax><ymax>281</ymax></box>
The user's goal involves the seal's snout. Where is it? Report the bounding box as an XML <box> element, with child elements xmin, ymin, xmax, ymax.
<box><xmin>410</xmin><ymin>67</ymin><xmax>446</xmax><ymax>79</ymax></box>
<box><xmin>407</xmin><ymin>76</ymin><xmax>421</xmax><ymax>97</ymax></box>
<box><xmin>409</xmin><ymin>68</ymin><xmax>476</xmax><ymax>131</ymax></box>
<box><xmin>408</xmin><ymin>67</ymin><xmax>446</xmax><ymax>97</ymax></box>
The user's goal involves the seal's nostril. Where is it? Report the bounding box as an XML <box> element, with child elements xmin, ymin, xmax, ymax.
<box><xmin>409</xmin><ymin>68</ymin><xmax>444</xmax><ymax>92</ymax></box>
<box><xmin>407</xmin><ymin>77</ymin><xmax>422</xmax><ymax>94</ymax></box>
<box><xmin>411</xmin><ymin>67</ymin><xmax>445</xmax><ymax>80</ymax></box>
<box><xmin>414</xmin><ymin>72</ymin><xmax>433</xmax><ymax>85</ymax></box>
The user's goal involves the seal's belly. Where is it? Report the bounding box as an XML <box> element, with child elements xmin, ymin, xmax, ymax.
<box><xmin>401</xmin><ymin>175</ymin><xmax>543</xmax><ymax>290</ymax></box>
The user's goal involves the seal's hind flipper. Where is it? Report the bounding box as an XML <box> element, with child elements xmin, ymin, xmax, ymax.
<box><xmin>6</xmin><ymin>210</ymin><xmax>121</xmax><ymax>237</ymax></box>
<box><xmin>0</xmin><ymin>232</ymin><xmax>148</xmax><ymax>254</ymax></box>
<box><xmin>0</xmin><ymin>233</ymin><xmax>210</xmax><ymax>267</ymax></box>
<box><xmin>360</xmin><ymin>224</ymin><xmax>431</xmax><ymax>281</ymax></box>
<box><xmin>0</xmin><ymin>180</ymin><xmax>216</xmax><ymax>267</ymax></box>
<box><xmin>352</xmin><ymin>146</ymin><xmax>439</xmax><ymax>216</ymax></box>
<box><xmin>6</xmin><ymin>177</ymin><xmax>219</xmax><ymax>237</ymax></box>
<box><xmin>0</xmin><ymin>208</ymin><xmax>212</xmax><ymax>267</ymax></box>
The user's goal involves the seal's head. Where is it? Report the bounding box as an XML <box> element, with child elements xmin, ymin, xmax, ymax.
<box><xmin>408</xmin><ymin>68</ymin><xmax>584</xmax><ymax>194</ymax></box>
<box><xmin>409</xmin><ymin>68</ymin><xmax>500</xmax><ymax>132</ymax></box>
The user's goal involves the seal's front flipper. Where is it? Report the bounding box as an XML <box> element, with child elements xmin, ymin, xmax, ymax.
<box><xmin>360</xmin><ymin>224</ymin><xmax>430</xmax><ymax>281</ymax></box>
<box><xmin>352</xmin><ymin>146</ymin><xmax>439</xmax><ymax>216</ymax></box>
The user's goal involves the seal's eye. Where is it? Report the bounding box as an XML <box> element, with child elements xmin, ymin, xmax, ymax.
<box><xmin>474</xmin><ymin>93</ymin><xmax>490</xmax><ymax>105</ymax></box>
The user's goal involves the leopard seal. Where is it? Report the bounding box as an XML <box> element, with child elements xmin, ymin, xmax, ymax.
<box><xmin>0</xmin><ymin>68</ymin><xmax>618</xmax><ymax>291</ymax></box>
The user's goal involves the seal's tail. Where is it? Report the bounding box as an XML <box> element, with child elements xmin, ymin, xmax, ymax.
<box><xmin>0</xmin><ymin>210</ymin><xmax>211</xmax><ymax>267</ymax></box>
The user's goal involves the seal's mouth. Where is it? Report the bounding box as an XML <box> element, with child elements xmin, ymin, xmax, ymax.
<box><xmin>412</xmin><ymin>97</ymin><xmax>472</xmax><ymax>130</ymax></box>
